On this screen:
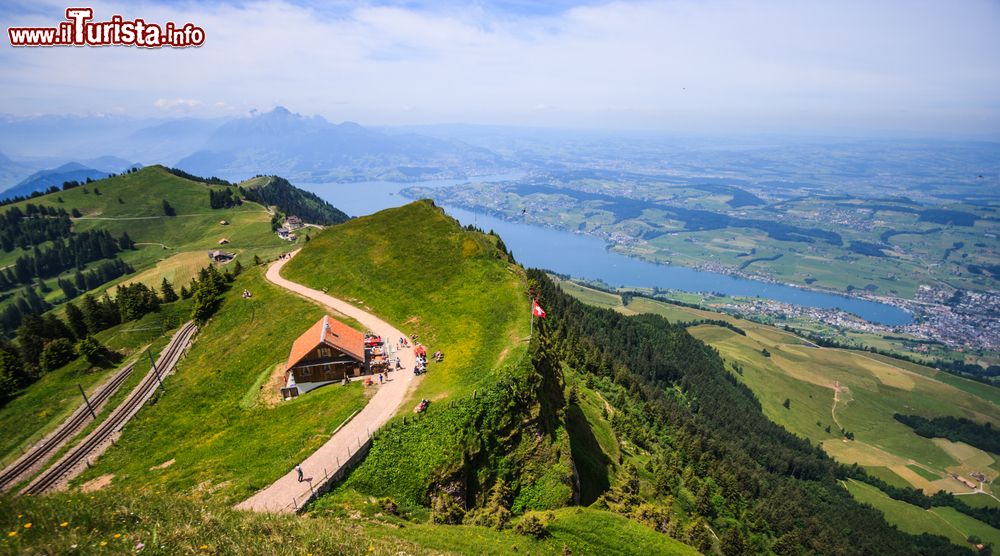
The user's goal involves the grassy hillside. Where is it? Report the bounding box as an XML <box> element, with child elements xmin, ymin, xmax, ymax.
<box><xmin>0</xmin><ymin>166</ymin><xmax>295</xmax><ymax>304</ymax></box>
<box><xmin>283</xmin><ymin>199</ymin><xmax>531</xmax><ymax>402</ymax></box>
<box><xmin>72</xmin><ymin>267</ymin><xmax>368</xmax><ymax>504</ymax></box>
<box><xmin>282</xmin><ymin>201</ymin><xmax>580</xmax><ymax>518</ymax></box>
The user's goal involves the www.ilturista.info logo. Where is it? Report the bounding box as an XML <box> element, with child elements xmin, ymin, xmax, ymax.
<box><xmin>8</xmin><ymin>8</ymin><xmax>205</xmax><ymax>48</ymax></box>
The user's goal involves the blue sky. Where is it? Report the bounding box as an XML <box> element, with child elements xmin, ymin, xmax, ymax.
<box><xmin>1</xmin><ymin>0</ymin><xmax>998</xmax><ymax>136</ymax></box>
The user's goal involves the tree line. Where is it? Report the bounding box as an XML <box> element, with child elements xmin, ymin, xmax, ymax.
<box><xmin>0</xmin><ymin>204</ymin><xmax>73</xmax><ymax>252</ymax></box>
<box><xmin>240</xmin><ymin>176</ymin><xmax>349</xmax><ymax>226</ymax></box>
<box><xmin>209</xmin><ymin>188</ymin><xmax>242</xmax><ymax>209</ymax></box>
<box><xmin>0</xmin><ymin>230</ymin><xmax>131</xmax><ymax>292</ymax></box>
<box><xmin>56</xmin><ymin>258</ymin><xmax>134</xmax><ymax>300</ymax></box>
<box><xmin>894</xmin><ymin>413</ymin><xmax>1000</xmax><ymax>455</ymax></box>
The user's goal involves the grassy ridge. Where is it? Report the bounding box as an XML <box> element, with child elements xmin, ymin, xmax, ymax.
<box><xmin>72</xmin><ymin>267</ymin><xmax>368</xmax><ymax>504</ymax></box>
<box><xmin>283</xmin><ymin>200</ymin><xmax>530</xmax><ymax>402</ymax></box>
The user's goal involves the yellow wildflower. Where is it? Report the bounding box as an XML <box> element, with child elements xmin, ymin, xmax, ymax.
<box><xmin>114</xmin><ymin>534</ymin><xmax>121</xmax><ymax>539</ymax></box>
<box><xmin>7</xmin><ymin>532</ymin><xmax>16</xmax><ymax>538</ymax></box>
<box><xmin>60</xmin><ymin>522</ymin><xmax>69</xmax><ymax>528</ymax></box>
<box><xmin>100</xmin><ymin>541</ymin><xmax>108</xmax><ymax>547</ymax></box>
<box><xmin>23</xmin><ymin>523</ymin><xmax>31</xmax><ymax>529</ymax></box>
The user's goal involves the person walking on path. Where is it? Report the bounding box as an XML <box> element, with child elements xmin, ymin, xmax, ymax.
<box><xmin>295</xmin><ymin>464</ymin><xmax>304</xmax><ymax>482</ymax></box>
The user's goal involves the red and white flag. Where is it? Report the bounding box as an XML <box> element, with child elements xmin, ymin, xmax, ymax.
<box><xmin>531</xmin><ymin>300</ymin><xmax>547</xmax><ymax>318</ymax></box>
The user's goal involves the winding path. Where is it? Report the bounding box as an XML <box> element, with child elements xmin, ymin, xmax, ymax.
<box><xmin>235</xmin><ymin>250</ymin><xmax>419</xmax><ymax>513</ymax></box>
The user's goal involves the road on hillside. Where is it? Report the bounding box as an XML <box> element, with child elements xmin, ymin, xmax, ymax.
<box><xmin>235</xmin><ymin>250</ymin><xmax>419</xmax><ymax>513</ymax></box>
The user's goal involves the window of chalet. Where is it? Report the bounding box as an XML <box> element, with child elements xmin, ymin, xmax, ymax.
<box><xmin>301</xmin><ymin>368</ymin><xmax>312</xmax><ymax>377</ymax></box>
<box><xmin>319</xmin><ymin>347</ymin><xmax>332</xmax><ymax>357</ymax></box>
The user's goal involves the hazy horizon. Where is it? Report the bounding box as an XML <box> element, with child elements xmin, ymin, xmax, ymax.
<box><xmin>1</xmin><ymin>0</ymin><xmax>999</xmax><ymax>137</ymax></box>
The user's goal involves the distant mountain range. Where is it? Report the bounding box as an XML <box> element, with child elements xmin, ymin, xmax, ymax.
<box><xmin>174</xmin><ymin>107</ymin><xmax>512</xmax><ymax>182</ymax></box>
<box><xmin>0</xmin><ymin>108</ymin><xmax>516</xmax><ymax>187</ymax></box>
<box><xmin>1</xmin><ymin>157</ymin><xmax>140</xmax><ymax>200</ymax></box>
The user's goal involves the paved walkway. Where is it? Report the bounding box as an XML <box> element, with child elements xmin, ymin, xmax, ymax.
<box><xmin>235</xmin><ymin>250</ymin><xmax>418</xmax><ymax>513</ymax></box>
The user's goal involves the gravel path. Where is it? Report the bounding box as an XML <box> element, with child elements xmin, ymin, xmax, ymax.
<box><xmin>235</xmin><ymin>250</ymin><xmax>418</xmax><ymax>513</ymax></box>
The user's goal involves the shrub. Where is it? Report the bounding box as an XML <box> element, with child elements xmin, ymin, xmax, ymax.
<box><xmin>513</xmin><ymin>514</ymin><xmax>548</xmax><ymax>539</ymax></box>
<box><xmin>430</xmin><ymin>492</ymin><xmax>465</xmax><ymax>525</ymax></box>
<box><xmin>39</xmin><ymin>338</ymin><xmax>76</xmax><ymax>372</ymax></box>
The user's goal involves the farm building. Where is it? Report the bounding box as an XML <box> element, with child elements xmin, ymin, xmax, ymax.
<box><xmin>282</xmin><ymin>315</ymin><xmax>366</xmax><ymax>399</ymax></box>
<box><xmin>208</xmin><ymin>250</ymin><xmax>235</xmax><ymax>262</ymax></box>
<box><xmin>276</xmin><ymin>227</ymin><xmax>296</xmax><ymax>241</ymax></box>
<box><xmin>285</xmin><ymin>215</ymin><xmax>304</xmax><ymax>230</ymax></box>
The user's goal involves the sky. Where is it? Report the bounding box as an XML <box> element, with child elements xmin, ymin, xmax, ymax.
<box><xmin>1</xmin><ymin>0</ymin><xmax>999</xmax><ymax>136</ymax></box>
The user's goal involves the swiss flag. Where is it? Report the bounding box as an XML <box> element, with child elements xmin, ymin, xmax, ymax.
<box><xmin>532</xmin><ymin>300</ymin><xmax>547</xmax><ymax>318</ymax></box>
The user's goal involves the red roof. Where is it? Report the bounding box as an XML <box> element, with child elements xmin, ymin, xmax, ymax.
<box><xmin>286</xmin><ymin>315</ymin><xmax>365</xmax><ymax>369</ymax></box>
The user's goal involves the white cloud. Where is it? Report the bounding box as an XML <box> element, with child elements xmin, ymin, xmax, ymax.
<box><xmin>1</xmin><ymin>0</ymin><xmax>998</xmax><ymax>134</ymax></box>
<box><xmin>153</xmin><ymin>98</ymin><xmax>202</xmax><ymax>111</ymax></box>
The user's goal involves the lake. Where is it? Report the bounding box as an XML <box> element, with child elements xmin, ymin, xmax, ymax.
<box><xmin>298</xmin><ymin>177</ymin><xmax>913</xmax><ymax>326</ymax></box>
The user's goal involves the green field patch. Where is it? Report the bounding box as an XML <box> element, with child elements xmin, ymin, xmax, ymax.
<box><xmin>907</xmin><ymin>464</ymin><xmax>942</xmax><ymax>481</ymax></box>
<box><xmin>843</xmin><ymin>479</ymin><xmax>968</xmax><ymax>546</ymax></box>
<box><xmin>930</xmin><ymin>506</ymin><xmax>1000</xmax><ymax>547</ymax></box>
<box><xmin>864</xmin><ymin>466</ymin><xmax>913</xmax><ymax>489</ymax></box>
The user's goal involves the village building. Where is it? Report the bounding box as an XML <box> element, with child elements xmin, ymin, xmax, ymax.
<box><xmin>276</xmin><ymin>227</ymin><xmax>296</xmax><ymax>241</ymax></box>
<box><xmin>282</xmin><ymin>315</ymin><xmax>366</xmax><ymax>399</ymax></box>
<box><xmin>208</xmin><ymin>250</ymin><xmax>235</xmax><ymax>263</ymax></box>
<box><xmin>218</xmin><ymin>238</ymin><xmax>230</xmax><ymax>245</ymax></box>
<box><xmin>285</xmin><ymin>215</ymin><xmax>304</xmax><ymax>230</ymax></box>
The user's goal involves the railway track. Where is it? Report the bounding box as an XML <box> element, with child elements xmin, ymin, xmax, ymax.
<box><xmin>20</xmin><ymin>321</ymin><xmax>197</xmax><ymax>495</ymax></box>
<box><xmin>0</xmin><ymin>361</ymin><xmax>137</xmax><ymax>492</ymax></box>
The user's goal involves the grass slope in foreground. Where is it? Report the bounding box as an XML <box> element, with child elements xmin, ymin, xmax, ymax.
<box><xmin>72</xmin><ymin>267</ymin><xmax>368</xmax><ymax>504</ymax></box>
<box><xmin>0</xmin><ymin>489</ymin><xmax>696</xmax><ymax>555</ymax></box>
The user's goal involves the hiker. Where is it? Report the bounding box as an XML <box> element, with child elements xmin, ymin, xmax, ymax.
<box><xmin>395</xmin><ymin>357</ymin><xmax>401</xmax><ymax>370</ymax></box>
<box><xmin>296</xmin><ymin>464</ymin><xmax>304</xmax><ymax>482</ymax></box>
<box><xmin>379</xmin><ymin>373</ymin><xmax>384</xmax><ymax>384</ymax></box>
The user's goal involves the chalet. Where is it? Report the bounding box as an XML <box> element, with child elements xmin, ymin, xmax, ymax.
<box><xmin>285</xmin><ymin>215</ymin><xmax>304</xmax><ymax>230</ymax></box>
<box><xmin>208</xmin><ymin>250</ymin><xmax>235</xmax><ymax>263</ymax></box>
<box><xmin>276</xmin><ymin>227</ymin><xmax>296</xmax><ymax>241</ymax></box>
<box><xmin>282</xmin><ymin>315</ymin><xmax>366</xmax><ymax>399</ymax></box>
<box><xmin>218</xmin><ymin>238</ymin><xmax>230</xmax><ymax>245</ymax></box>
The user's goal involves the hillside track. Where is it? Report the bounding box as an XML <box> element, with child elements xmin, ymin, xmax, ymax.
<box><xmin>235</xmin><ymin>251</ymin><xmax>418</xmax><ymax>513</ymax></box>
<box><xmin>19</xmin><ymin>322</ymin><xmax>197</xmax><ymax>495</ymax></box>
<box><xmin>0</xmin><ymin>361</ymin><xmax>137</xmax><ymax>492</ymax></box>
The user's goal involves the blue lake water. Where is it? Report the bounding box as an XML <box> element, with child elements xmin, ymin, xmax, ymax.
<box><xmin>298</xmin><ymin>177</ymin><xmax>913</xmax><ymax>326</ymax></box>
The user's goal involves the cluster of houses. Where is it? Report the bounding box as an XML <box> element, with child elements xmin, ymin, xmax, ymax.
<box><xmin>277</xmin><ymin>215</ymin><xmax>303</xmax><ymax>241</ymax></box>
<box><xmin>280</xmin><ymin>315</ymin><xmax>386</xmax><ymax>400</ymax></box>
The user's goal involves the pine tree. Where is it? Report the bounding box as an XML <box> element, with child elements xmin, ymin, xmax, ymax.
<box><xmin>160</xmin><ymin>277</ymin><xmax>179</xmax><ymax>302</ymax></box>
<box><xmin>65</xmin><ymin>302</ymin><xmax>89</xmax><ymax>338</ymax></box>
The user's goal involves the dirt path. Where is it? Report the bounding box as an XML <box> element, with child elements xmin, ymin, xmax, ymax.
<box><xmin>831</xmin><ymin>381</ymin><xmax>846</xmax><ymax>431</ymax></box>
<box><xmin>235</xmin><ymin>250</ymin><xmax>419</xmax><ymax>513</ymax></box>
